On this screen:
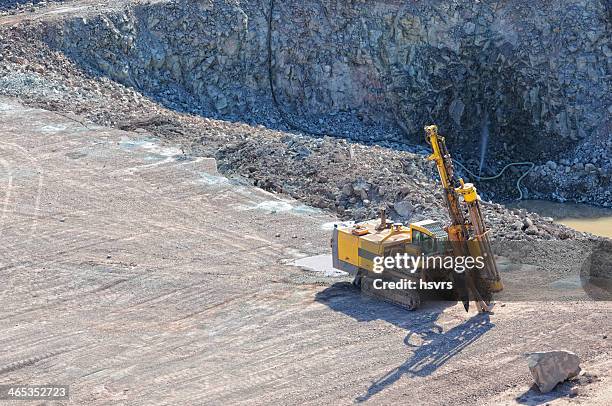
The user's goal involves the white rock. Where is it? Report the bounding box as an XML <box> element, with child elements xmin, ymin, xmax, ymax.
<box><xmin>526</xmin><ymin>350</ymin><xmax>581</xmax><ymax>393</ymax></box>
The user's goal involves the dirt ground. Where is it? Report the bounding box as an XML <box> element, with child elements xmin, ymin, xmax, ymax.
<box><xmin>0</xmin><ymin>98</ymin><xmax>610</xmax><ymax>405</ymax></box>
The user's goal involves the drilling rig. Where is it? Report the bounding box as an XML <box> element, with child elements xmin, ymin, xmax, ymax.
<box><xmin>331</xmin><ymin>125</ymin><xmax>503</xmax><ymax>312</ymax></box>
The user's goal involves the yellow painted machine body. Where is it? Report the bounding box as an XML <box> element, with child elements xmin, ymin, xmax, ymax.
<box><xmin>331</xmin><ymin>218</ymin><xmax>448</xmax><ymax>275</ymax></box>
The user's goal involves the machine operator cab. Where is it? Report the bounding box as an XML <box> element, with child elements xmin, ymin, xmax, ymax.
<box><xmin>409</xmin><ymin>219</ymin><xmax>448</xmax><ymax>255</ymax></box>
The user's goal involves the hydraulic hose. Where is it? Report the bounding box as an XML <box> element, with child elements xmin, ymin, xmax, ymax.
<box><xmin>453</xmin><ymin>160</ymin><xmax>535</xmax><ymax>200</ymax></box>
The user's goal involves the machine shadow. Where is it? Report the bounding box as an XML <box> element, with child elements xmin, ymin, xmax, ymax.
<box><xmin>515</xmin><ymin>382</ymin><xmax>578</xmax><ymax>405</ymax></box>
<box><xmin>314</xmin><ymin>282</ymin><xmax>495</xmax><ymax>403</ymax></box>
<box><xmin>315</xmin><ymin>282</ymin><xmax>453</xmax><ymax>330</ymax></box>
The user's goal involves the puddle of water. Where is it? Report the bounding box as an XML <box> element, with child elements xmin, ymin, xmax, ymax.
<box><xmin>0</xmin><ymin>101</ymin><xmax>17</xmax><ymax>111</ymax></box>
<box><xmin>0</xmin><ymin>167</ymin><xmax>39</xmax><ymax>180</ymax></box>
<box><xmin>255</xmin><ymin>201</ymin><xmax>294</xmax><ymax>212</ymax></box>
<box><xmin>199</xmin><ymin>172</ymin><xmax>229</xmax><ymax>186</ymax></box>
<box><xmin>119</xmin><ymin>137</ymin><xmax>154</xmax><ymax>150</ymax></box>
<box><xmin>510</xmin><ymin>200</ymin><xmax>612</xmax><ymax>238</ymax></box>
<box><xmin>237</xmin><ymin>200</ymin><xmax>322</xmax><ymax>215</ymax></box>
<box><xmin>39</xmin><ymin>124</ymin><xmax>67</xmax><ymax>134</ymax></box>
<box><xmin>292</xmin><ymin>204</ymin><xmax>323</xmax><ymax>215</ymax></box>
<box><xmin>549</xmin><ymin>275</ymin><xmax>582</xmax><ymax>290</ymax></box>
<box><xmin>321</xmin><ymin>220</ymin><xmax>355</xmax><ymax>231</ymax></box>
<box><xmin>291</xmin><ymin>254</ymin><xmax>347</xmax><ymax>277</ymax></box>
<box><xmin>118</xmin><ymin>136</ymin><xmax>188</xmax><ymax>172</ymax></box>
<box><xmin>557</xmin><ymin>217</ymin><xmax>612</xmax><ymax>238</ymax></box>
<box><xmin>119</xmin><ymin>137</ymin><xmax>182</xmax><ymax>157</ymax></box>
<box><xmin>65</xmin><ymin>151</ymin><xmax>87</xmax><ymax>159</ymax></box>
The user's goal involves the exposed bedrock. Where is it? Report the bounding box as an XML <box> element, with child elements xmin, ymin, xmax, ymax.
<box><xmin>42</xmin><ymin>0</ymin><xmax>611</xmax><ymax>204</ymax></box>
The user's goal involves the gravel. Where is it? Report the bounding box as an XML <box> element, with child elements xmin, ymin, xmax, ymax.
<box><xmin>0</xmin><ymin>0</ymin><xmax>66</xmax><ymax>14</ymax></box>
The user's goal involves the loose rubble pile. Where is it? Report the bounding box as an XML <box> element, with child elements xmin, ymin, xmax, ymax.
<box><xmin>212</xmin><ymin>128</ymin><xmax>589</xmax><ymax>241</ymax></box>
<box><xmin>216</xmin><ymin>134</ymin><xmax>441</xmax><ymax>222</ymax></box>
<box><xmin>0</xmin><ymin>1</ymin><xmax>607</xmax><ymax>243</ymax></box>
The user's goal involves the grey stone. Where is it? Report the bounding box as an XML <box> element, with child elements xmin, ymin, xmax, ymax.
<box><xmin>394</xmin><ymin>200</ymin><xmax>414</xmax><ymax>217</ymax></box>
<box><xmin>295</xmin><ymin>145</ymin><xmax>311</xmax><ymax>158</ymax></box>
<box><xmin>526</xmin><ymin>351</ymin><xmax>581</xmax><ymax>393</ymax></box>
<box><xmin>399</xmin><ymin>185</ymin><xmax>412</xmax><ymax>195</ymax></box>
<box><xmin>341</xmin><ymin>183</ymin><xmax>353</xmax><ymax>197</ymax></box>
<box><xmin>463</xmin><ymin>22</ymin><xmax>476</xmax><ymax>35</ymax></box>
<box><xmin>352</xmin><ymin>180</ymin><xmax>369</xmax><ymax>200</ymax></box>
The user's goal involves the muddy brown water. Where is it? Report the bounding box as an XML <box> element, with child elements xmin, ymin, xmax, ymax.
<box><xmin>510</xmin><ymin>200</ymin><xmax>612</xmax><ymax>238</ymax></box>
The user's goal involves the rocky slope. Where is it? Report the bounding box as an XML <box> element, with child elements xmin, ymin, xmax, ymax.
<box><xmin>33</xmin><ymin>0</ymin><xmax>611</xmax><ymax>205</ymax></box>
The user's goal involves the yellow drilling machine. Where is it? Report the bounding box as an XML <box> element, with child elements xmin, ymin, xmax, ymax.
<box><xmin>331</xmin><ymin>125</ymin><xmax>503</xmax><ymax>312</ymax></box>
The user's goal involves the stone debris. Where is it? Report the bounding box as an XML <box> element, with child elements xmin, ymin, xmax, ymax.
<box><xmin>0</xmin><ymin>1</ymin><xmax>65</xmax><ymax>14</ymax></box>
<box><xmin>526</xmin><ymin>350</ymin><xmax>582</xmax><ymax>393</ymax></box>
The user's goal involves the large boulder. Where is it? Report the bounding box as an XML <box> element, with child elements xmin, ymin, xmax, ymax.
<box><xmin>526</xmin><ymin>350</ymin><xmax>581</xmax><ymax>393</ymax></box>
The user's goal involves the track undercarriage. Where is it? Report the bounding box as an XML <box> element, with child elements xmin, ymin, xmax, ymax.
<box><xmin>356</xmin><ymin>271</ymin><xmax>422</xmax><ymax>311</ymax></box>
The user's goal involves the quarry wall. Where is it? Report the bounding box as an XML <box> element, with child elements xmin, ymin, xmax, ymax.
<box><xmin>42</xmin><ymin>0</ymin><xmax>611</xmax><ymax>203</ymax></box>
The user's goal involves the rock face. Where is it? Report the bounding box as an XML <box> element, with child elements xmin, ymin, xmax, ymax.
<box><xmin>29</xmin><ymin>0</ymin><xmax>612</xmax><ymax>205</ymax></box>
<box><xmin>526</xmin><ymin>350</ymin><xmax>581</xmax><ymax>393</ymax></box>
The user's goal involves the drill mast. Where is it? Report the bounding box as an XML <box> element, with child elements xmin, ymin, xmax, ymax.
<box><xmin>425</xmin><ymin>125</ymin><xmax>503</xmax><ymax>311</ymax></box>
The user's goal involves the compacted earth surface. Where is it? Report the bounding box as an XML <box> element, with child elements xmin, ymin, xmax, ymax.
<box><xmin>0</xmin><ymin>1</ymin><xmax>610</xmax><ymax>405</ymax></box>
